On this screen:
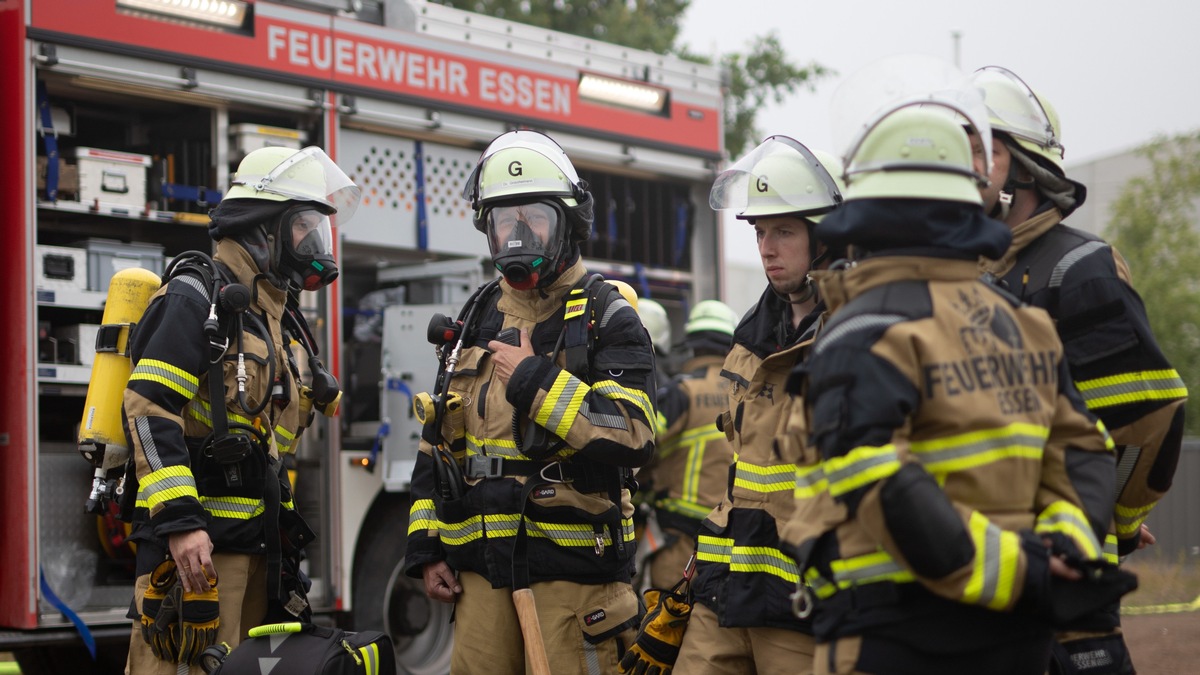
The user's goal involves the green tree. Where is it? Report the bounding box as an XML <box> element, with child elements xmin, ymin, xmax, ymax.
<box><xmin>1105</xmin><ymin>131</ymin><xmax>1200</xmax><ymax>433</ymax></box>
<box><xmin>428</xmin><ymin>0</ymin><xmax>827</xmax><ymax>157</ymax></box>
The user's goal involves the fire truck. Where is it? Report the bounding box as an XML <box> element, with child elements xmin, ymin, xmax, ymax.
<box><xmin>0</xmin><ymin>0</ymin><xmax>724</xmax><ymax>671</ymax></box>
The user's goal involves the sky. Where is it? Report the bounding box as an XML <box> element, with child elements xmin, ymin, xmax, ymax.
<box><xmin>678</xmin><ymin>0</ymin><xmax>1200</xmax><ymax>265</ymax></box>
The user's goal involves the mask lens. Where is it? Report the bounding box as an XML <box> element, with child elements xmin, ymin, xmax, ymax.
<box><xmin>486</xmin><ymin>202</ymin><xmax>561</xmax><ymax>255</ymax></box>
<box><xmin>287</xmin><ymin>208</ymin><xmax>332</xmax><ymax>256</ymax></box>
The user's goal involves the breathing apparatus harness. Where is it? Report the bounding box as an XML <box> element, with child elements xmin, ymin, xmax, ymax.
<box><xmin>419</xmin><ymin>273</ymin><xmax>636</xmax><ymax>573</ymax></box>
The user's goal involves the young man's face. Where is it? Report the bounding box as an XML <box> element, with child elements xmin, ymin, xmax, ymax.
<box><xmin>754</xmin><ymin>216</ymin><xmax>811</xmax><ymax>297</ymax></box>
<box><xmin>971</xmin><ymin>131</ymin><xmax>1013</xmax><ymax>213</ymax></box>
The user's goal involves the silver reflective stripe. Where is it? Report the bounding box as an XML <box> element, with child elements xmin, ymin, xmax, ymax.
<box><xmin>546</xmin><ymin>376</ymin><xmax>586</xmax><ymax>434</ymax></box>
<box><xmin>599</xmin><ymin>298</ymin><xmax>630</xmax><ymax>329</ymax></box>
<box><xmin>176</xmin><ymin>273</ymin><xmax>210</xmax><ymax>300</ymax></box>
<box><xmin>580</xmin><ymin>400</ymin><xmax>628</xmax><ymax>430</ymax></box>
<box><xmin>1114</xmin><ymin>445</ymin><xmax>1141</xmax><ymax>501</ymax></box>
<box><xmin>815</xmin><ymin>314</ymin><xmax>905</xmax><ymax>356</ymax></box>
<box><xmin>1049</xmin><ymin>241</ymin><xmax>1107</xmax><ymax>288</ymax></box>
<box><xmin>978</xmin><ymin>521</ymin><xmax>1004</xmax><ymax>607</ymax></box>
<box><xmin>135</xmin><ymin>416</ymin><xmax>163</xmax><ymax>471</ymax></box>
<box><xmin>142</xmin><ymin>473</ymin><xmax>197</xmax><ymax>502</ymax></box>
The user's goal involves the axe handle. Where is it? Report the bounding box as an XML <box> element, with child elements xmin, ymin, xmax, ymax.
<box><xmin>512</xmin><ymin>588</ymin><xmax>552</xmax><ymax>675</ymax></box>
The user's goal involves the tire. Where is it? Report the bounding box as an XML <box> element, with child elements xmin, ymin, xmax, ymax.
<box><xmin>352</xmin><ymin>493</ymin><xmax>454</xmax><ymax>675</ymax></box>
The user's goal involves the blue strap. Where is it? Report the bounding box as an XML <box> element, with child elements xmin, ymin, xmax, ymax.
<box><xmin>162</xmin><ymin>183</ymin><xmax>222</xmax><ymax>205</ymax></box>
<box><xmin>415</xmin><ymin>140</ymin><xmax>429</xmax><ymax>250</ymax></box>
<box><xmin>635</xmin><ymin>262</ymin><xmax>651</xmax><ymax>299</ymax></box>
<box><xmin>607</xmin><ymin>197</ymin><xmax>619</xmax><ymax>242</ymax></box>
<box><xmin>673</xmin><ymin>197</ymin><xmax>689</xmax><ymax>267</ymax></box>
<box><xmin>35</xmin><ymin>80</ymin><xmax>59</xmax><ymax>203</ymax></box>
<box><xmin>39</xmin><ymin>566</ymin><xmax>97</xmax><ymax>660</ymax></box>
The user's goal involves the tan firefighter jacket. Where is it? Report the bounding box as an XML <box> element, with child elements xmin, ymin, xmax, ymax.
<box><xmin>784</xmin><ymin>255</ymin><xmax>1116</xmax><ymax>643</ymax></box>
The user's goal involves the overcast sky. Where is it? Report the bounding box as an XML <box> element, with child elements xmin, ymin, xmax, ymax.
<box><xmin>678</xmin><ymin>0</ymin><xmax>1200</xmax><ymax>264</ymax></box>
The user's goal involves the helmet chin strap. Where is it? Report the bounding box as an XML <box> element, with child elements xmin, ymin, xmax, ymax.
<box><xmin>990</xmin><ymin>138</ymin><xmax>1036</xmax><ymax>221</ymax></box>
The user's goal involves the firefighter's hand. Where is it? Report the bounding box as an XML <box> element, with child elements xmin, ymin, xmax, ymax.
<box><xmin>169</xmin><ymin>529</ymin><xmax>216</xmax><ymax>594</ymax></box>
<box><xmin>487</xmin><ymin>329</ymin><xmax>534</xmax><ymax>387</ymax></box>
<box><xmin>618</xmin><ymin>588</ymin><xmax>693</xmax><ymax>675</ymax></box>
<box><xmin>1138</xmin><ymin>524</ymin><xmax>1156</xmax><ymax>550</ymax></box>
<box><xmin>422</xmin><ymin>561</ymin><xmax>462</xmax><ymax>603</ymax></box>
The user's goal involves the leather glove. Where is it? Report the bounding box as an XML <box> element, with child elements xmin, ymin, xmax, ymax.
<box><xmin>140</xmin><ymin>559</ymin><xmax>221</xmax><ymax>664</ymax></box>
<box><xmin>618</xmin><ymin>587</ymin><xmax>693</xmax><ymax>675</ymax></box>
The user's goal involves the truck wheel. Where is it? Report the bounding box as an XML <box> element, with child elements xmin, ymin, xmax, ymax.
<box><xmin>353</xmin><ymin>493</ymin><xmax>454</xmax><ymax>675</ymax></box>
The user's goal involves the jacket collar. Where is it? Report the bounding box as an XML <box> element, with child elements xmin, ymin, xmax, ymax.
<box><xmin>496</xmin><ymin>259</ymin><xmax>588</xmax><ymax>322</ymax></box>
<box><xmin>817</xmin><ymin>256</ymin><xmax>981</xmax><ymax>311</ymax></box>
<box><xmin>980</xmin><ymin>208</ymin><xmax>1064</xmax><ymax>278</ymax></box>
<box><xmin>213</xmin><ymin>238</ymin><xmax>286</xmax><ymax>322</ymax></box>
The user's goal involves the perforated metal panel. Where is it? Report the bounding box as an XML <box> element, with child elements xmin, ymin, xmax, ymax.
<box><xmin>340</xmin><ymin>130</ymin><xmax>487</xmax><ymax>258</ymax></box>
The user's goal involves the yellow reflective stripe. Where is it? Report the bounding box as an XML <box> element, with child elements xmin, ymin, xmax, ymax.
<box><xmin>729</xmin><ymin>545</ymin><xmax>799</xmax><ymax>583</ymax></box>
<box><xmin>526</xmin><ymin>517</ymin><xmax>636</xmax><ymax>547</ymax></box>
<box><xmin>465</xmin><ymin>433</ymin><xmax>521</xmax><ymax>458</ymax></box>
<box><xmin>1114</xmin><ymin>501</ymin><xmax>1156</xmax><ymax>537</ymax></box>
<box><xmin>794</xmin><ymin>463</ymin><xmax>828</xmax><ymax>499</ymax></box>
<box><xmin>591</xmin><ymin>380</ymin><xmax>654</xmax><ymax>422</ymax></box>
<box><xmin>537</xmin><ymin>370</ymin><xmax>588</xmax><ymax>438</ymax></box>
<box><xmin>434</xmin><ymin>513</ymin><xmax>636</xmax><ymax>549</ymax></box>
<box><xmin>187</xmin><ymin>399</ymin><xmax>254</xmax><ymax>428</ymax></box>
<box><xmin>1036</xmin><ymin>501</ymin><xmax>1103</xmax><ymax>560</ymax></box>
<box><xmin>824</xmin><ymin>445</ymin><xmax>900</xmax><ymax>497</ymax></box>
<box><xmin>564</xmin><ymin>297</ymin><xmax>587</xmax><ymax>320</ymax></box>
<box><xmin>437</xmin><ymin>514</ymin><xmax>484</xmax><ymax>546</ymax></box>
<box><xmin>139</xmin><ymin>465</ymin><xmax>199</xmax><ymax>509</ymax></box>
<box><xmin>1075</xmin><ymin>369</ymin><xmax>1188</xmax><ymax>410</ymax></box>
<box><xmin>1103</xmin><ymin>534</ymin><xmax>1119</xmax><ymax>565</ymax></box>
<box><xmin>805</xmin><ymin>566</ymin><xmax>838</xmax><ymax>599</ymax></box>
<box><xmin>962</xmin><ymin>511</ymin><xmax>1020</xmax><ymax>610</ymax></box>
<box><xmin>660</xmin><ymin>423</ymin><xmax>722</xmax><ymax>460</ymax></box>
<box><xmin>129</xmin><ymin>358</ymin><xmax>200</xmax><ymax>398</ymax></box>
<box><xmin>910</xmin><ymin>423</ymin><xmax>1048</xmax><ymax>474</ymax></box>
<box><xmin>274</xmin><ymin>425</ymin><xmax>295</xmax><ymax>454</ymax></box>
<box><xmin>655</xmin><ymin>411</ymin><xmax>669</xmax><ymax>437</ymax></box>
<box><xmin>829</xmin><ymin>551</ymin><xmax>914</xmax><ymax>588</ymax></box>
<box><xmin>408</xmin><ymin>499</ymin><xmax>437</xmax><ymax>535</ymax></box>
<box><xmin>697</xmin><ymin>535</ymin><xmax>733</xmax><ymax>564</ymax></box>
<box><xmin>199</xmin><ymin>495</ymin><xmax>265</xmax><ymax>519</ymax></box>
<box><xmin>733</xmin><ymin>460</ymin><xmax>796</xmax><ymax>493</ymax></box>
<box><xmin>359</xmin><ymin>642</ymin><xmax>380</xmax><ymax>675</ymax></box>
<box><xmin>655</xmin><ymin>496</ymin><xmax>713</xmax><ymax>520</ymax></box>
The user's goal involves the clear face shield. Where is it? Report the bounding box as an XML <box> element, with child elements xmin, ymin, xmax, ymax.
<box><xmin>485</xmin><ymin>201</ymin><xmax>566</xmax><ymax>289</ymax></box>
<box><xmin>242</xmin><ymin>146</ymin><xmax>363</xmax><ymax>226</ymax></box>
<box><xmin>285</xmin><ymin>207</ymin><xmax>334</xmax><ymax>258</ymax></box>
<box><xmin>972</xmin><ymin>66</ymin><xmax>1062</xmax><ymax>156</ymax></box>
<box><xmin>831</xmin><ymin>53</ymin><xmax>993</xmax><ymax>181</ymax></box>
<box><xmin>709</xmin><ymin>135</ymin><xmax>843</xmax><ymax>219</ymax></box>
<box><xmin>462</xmin><ymin>130</ymin><xmax>582</xmax><ymax>207</ymax></box>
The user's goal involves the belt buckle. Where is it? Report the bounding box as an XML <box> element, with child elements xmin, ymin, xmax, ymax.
<box><xmin>465</xmin><ymin>454</ymin><xmax>504</xmax><ymax>479</ymax></box>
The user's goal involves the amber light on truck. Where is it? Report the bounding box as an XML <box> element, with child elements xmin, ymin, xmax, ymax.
<box><xmin>116</xmin><ymin>0</ymin><xmax>250</xmax><ymax>30</ymax></box>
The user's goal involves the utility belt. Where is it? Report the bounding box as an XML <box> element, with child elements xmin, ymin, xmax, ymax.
<box><xmin>462</xmin><ymin>454</ymin><xmax>628</xmax><ymax>495</ymax></box>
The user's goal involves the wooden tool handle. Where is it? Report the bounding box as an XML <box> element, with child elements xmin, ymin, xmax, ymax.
<box><xmin>512</xmin><ymin>588</ymin><xmax>552</xmax><ymax>675</ymax></box>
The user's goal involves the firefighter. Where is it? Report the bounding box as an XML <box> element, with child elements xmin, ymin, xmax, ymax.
<box><xmin>638</xmin><ymin>297</ymin><xmax>674</xmax><ymax>388</ymax></box>
<box><xmin>643</xmin><ymin>299</ymin><xmax>739</xmax><ymax>589</ymax></box>
<box><xmin>782</xmin><ymin>74</ymin><xmax>1129</xmax><ymax>675</ymax></box>
<box><xmin>672</xmin><ymin>136</ymin><xmax>844</xmax><ymax>675</ymax></box>
<box><xmin>403</xmin><ymin>130</ymin><xmax>657</xmax><ymax>674</ymax></box>
<box><xmin>122</xmin><ymin>146</ymin><xmax>360</xmax><ymax>673</ymax></box>
<box><xmin>973</xmin><ymin>65</ymin><xmax>1187</xmax><ymax>675</ymax></box>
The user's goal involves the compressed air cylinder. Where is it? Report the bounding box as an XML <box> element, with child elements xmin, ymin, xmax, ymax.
<box><xmin>79</xmin><ymin>267</ymin><xmax>162</xmax><ymax>468</ymax></box>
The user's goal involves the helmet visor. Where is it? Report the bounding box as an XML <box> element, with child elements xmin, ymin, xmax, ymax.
<box><xmin>831</xmin><ymin>54</ymin><xmax>993</xmax><ymax>176</ymax></box>
<box><xmin>485</xmin><ymin>202</ymin><xmax>564</xmax><ymax>257</ymax></box>
<box><xmin>972</xmin><ymin>66</ymin><xmax>1061</xmax><ymax>156</ymax></box>
<box><xmin>709</xmin><ymin>135</ymin><xmax>842</xmax><ymax>216</ymax></box>
<box><xmin>249</xmin><ymin>146</ymin><xmax>362</xmax><ymax>225</ymax></box>
<box><xmin>462</xmin><ymin>130</ymin><xmax>582</xmax><ymax>205</ymax></box>
<box><xmin>285</xmin><ymin>207</ymin><xmax>334</xmax><ymax>258</ymax></box>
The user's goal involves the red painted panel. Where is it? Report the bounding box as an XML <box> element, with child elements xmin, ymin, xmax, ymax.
<box><xmin>30</xmin><ymin>1</ymin><xmax>721</xmax><ymax>155</ymax></box>
<box><xmin>0</xmin><ymin>0</ymin><xmax>35</xmax><ymax>630</ymax></box>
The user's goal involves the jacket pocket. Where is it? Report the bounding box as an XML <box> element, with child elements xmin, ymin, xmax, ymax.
<box><xmin>575</xmin><ymin>582</ymin><xmax>639</xmax><ymax>644</ymax></box>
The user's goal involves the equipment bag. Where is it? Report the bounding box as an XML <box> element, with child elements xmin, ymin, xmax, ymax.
<box><xmin>203</xmin><ymin>622</ymin><xmax>395</xmax><ymax>675</ymax></box>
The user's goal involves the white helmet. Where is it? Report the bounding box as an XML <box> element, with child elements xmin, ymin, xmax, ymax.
<box><xmin>710</xmin><ymin>136</ymin><xmax>843</xmax><ymax>220</ymax></box>
<box><xmin>971</xmin><ymin>66</ymin><xmax>1065</xmax><ymax>171</ymax></box>
<box><xmin>638</xmin><ymin>299</ymin><xmax>671</xmax><ymax>355</ymax></box>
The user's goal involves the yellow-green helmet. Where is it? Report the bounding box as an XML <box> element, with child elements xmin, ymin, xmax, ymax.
<box><xmin>843</xmin><ymin>106</ymin><xmax>984</xmax><ymax>204</ymax></box>
<box><xmin>972</xmin><ymin>66</ymin><xmax>1065</xmax><ymax>172</ymax></box>
<box><xmin>225</xmin><ymin>146</ymin><xmax>361</xmax><ymax>221</ymax></box>
<box><xmin>710</xmin><ymin>136</ymin><xmax>843</xmax><ymax>221</ymax></box>
<box><xmin>685</xmin><ymin>300</ymin><xmax>738</xmax><ymax>336</ymax></box>
<box><xmin>463</xmin><ymin>130</ymin><xmax>593</xmax><ymax>240</ymax></box>
<box><xmin>637</xmin><ymin>298</ymin><xmax>671</xmax><ymax>354</ymax></box>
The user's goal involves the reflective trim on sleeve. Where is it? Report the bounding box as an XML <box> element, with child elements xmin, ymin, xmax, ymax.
<box><xmin>828</xmin><ymin>551</ymin><xmax>914</xmax><ymax>592</ymax></box>
<box><xmin>823</xmin><ymin>445</ymin><xmax>900</xmax><ymax>498</ymax></box>
<box><xmin>910</xmin><ymin>422</ymin><xmax>1049</xmax><ymax>474</ymax></box>
<box><xmin>591</xmin><ymin>380</ymin><xmax>655</xmax><ymax>423</ymax></box>
<box><xmin>128</xmin><ymin>358</ymin><xmax>200</xmax><ymax>399</ymax></box>
<box><xmin>794</xmin><ymin>463</ymin><xmax>829</xmax><ymax>499</ymax></box>
<box><xmin>962</xmin><ymin>511</ymin><xmax>1021</xmax><ymax>611</ymax></box>
<box><xmin>1103</xmin><ymin>533</ymin><xmax>1119</xmax><ymax>565</ymax></box>
<box><xmin>1075</xmin><ymin>369</ymin><xmax>1188</xmax><ymax>411</ymax></box>
<box><xmin>1114</xmin><ymin>501</ymin><xmax>1156</xmax><ymax>539</ymax></box>
<box><xmin>733</xmin><ymin>459</ymin><xmax>797</xmax><ymax>494</ymax></box>
<box><xmin>697</xmin><ymin>534</ymin><xmax>733</xmax><ymax>565</ymax></box>
<box><xmin>407</xmin><ymin>498</ymin><xmax>437</xmax><ymax>535</ymax></box>
<box><xmin>137</xmin><ymin>465</ymin><xmax>199</xmax><ymax>510</ymax></box>
<box><xmin>274</xmin><ymin>425</ymin><xmax>296</xmax><ymax>454</ymax></box>
<box><xmin>1036</xmin><ymin>501</ymin><xmax>1103</xmax><ymax>561</ymax></box>
<box><xmin>655</xmin><ymin>496</ymin><xmax>714</xmax><ymax>520</ymax></box>
<box><xmin>537</xmin><ymin>370</ymin><xmax>589</xmax><ymax>438</ymax></box>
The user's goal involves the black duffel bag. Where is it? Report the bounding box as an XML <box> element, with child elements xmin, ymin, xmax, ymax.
<box><xmin>202</xmin><ymin>622</ymin><xmax>395</xmax><ymax>675</ymax></box>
